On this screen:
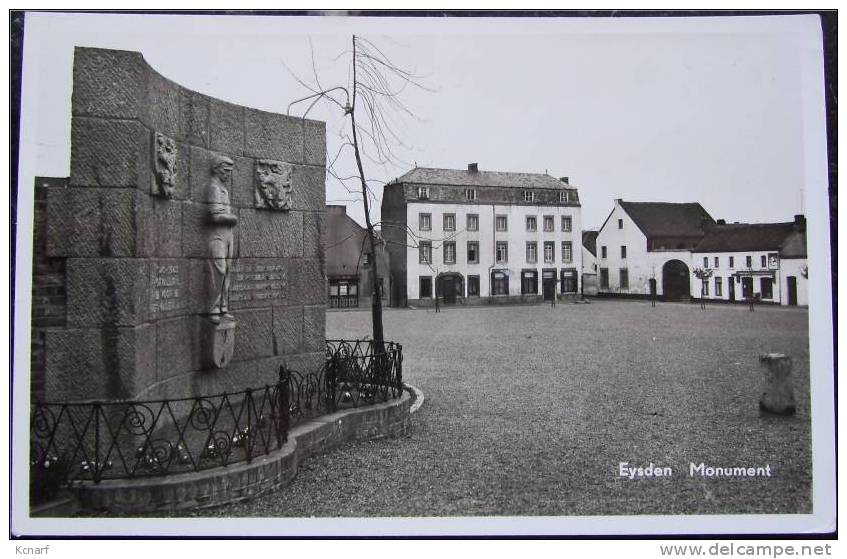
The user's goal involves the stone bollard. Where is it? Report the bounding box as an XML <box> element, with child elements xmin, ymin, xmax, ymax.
<box><xmin>758</xmin><ymin>353</ymin><xmax>796</xmax><ymax>415</ymax></box>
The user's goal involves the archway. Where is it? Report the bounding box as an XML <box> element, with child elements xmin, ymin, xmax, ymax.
<box><xmin>436</xmin><ymin>272</ymin><xmax>464</xmax><ymax>305</ymax></box>
<box><xmin>661</xmin><ymin>260</ymin><xmax>690</xmax><ymax>301</ymax></box>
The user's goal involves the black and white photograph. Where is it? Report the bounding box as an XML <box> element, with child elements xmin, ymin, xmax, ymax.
<box><xmin>11</xmin><ymin>10</ymin><xmax>836</xmax><ymax>539</ymax></box>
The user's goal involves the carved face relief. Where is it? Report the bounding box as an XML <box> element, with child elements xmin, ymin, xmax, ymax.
<box><xmin>255</xmin><ymin>159</ymin><xmax>293</xmax><ymax>211</ymax></box>
<box><xmin>153</xmin><ymin>132</ymin><xmax>178</xmax><ymax>198</ymax></box>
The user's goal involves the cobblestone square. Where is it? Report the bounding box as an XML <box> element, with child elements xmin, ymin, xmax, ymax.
<box><xmin>189</xmin><ymin>299</ymin><xmax>811</xmax><ymax>517</ymax></box>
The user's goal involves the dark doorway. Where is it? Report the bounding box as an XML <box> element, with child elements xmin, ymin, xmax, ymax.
<box><xmin>661</xmin><ymin>259</ymin><xmax>690</xmax><ymax>301</ymax></box>
<box><xmin>787</xmin><ymin>276</ymin><xmax>798</xmax><ymax>306</ymax></box>
<box><xmin>491</xmin><ymin>271</ymin><xmax>509</xmax><ymax>296</ymax></box>
<box><xmin>437</xmin><ymin>273</ymin><xmax>464</xmax><ymax>305</ymax></box>
<box><xmin>728</xmin><ymin>277</ymin><xmax>735</xmax><ymax>302</ymax></box>
<box><xmin>542</xmin><ymin>271</ymin><xmax>556</xmax><ymax>301</ymax></box>
<box><xmin>741</xmin><ymin>277</ymin><xmax>754</xmax><ymax>299</ymax></box>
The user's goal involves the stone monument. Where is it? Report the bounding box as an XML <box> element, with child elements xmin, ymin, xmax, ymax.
<box><xmin>30</xmin><ymin>47</ymin><xmax>328</xmax><ymax>403</ymax></box>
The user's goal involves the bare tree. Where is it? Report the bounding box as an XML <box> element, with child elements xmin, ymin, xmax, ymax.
<box><xmin>287</xmin><ymin>35</ymin><xmax>430</xmax><ymax>348</ymax></box>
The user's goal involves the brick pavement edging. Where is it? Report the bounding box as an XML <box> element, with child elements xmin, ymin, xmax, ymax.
<box><xmin>33</xmin><ymin>384</ymin><xmax>420</xmax><ymax>516</ymax></box>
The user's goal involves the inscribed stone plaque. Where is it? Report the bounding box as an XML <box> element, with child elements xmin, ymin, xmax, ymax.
<box><xmin>228</xmin><ymin>259</ymin><xmax>289</xmax><ymax>307</ymax></box>
<box><xmin>149</xmin><ymin>261</ymin><xmax>188</xmax><ymax>318</ymax></box>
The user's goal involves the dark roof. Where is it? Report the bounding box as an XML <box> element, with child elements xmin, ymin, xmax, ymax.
<box><xmin>393</xmin><ymin>167</ymin><xmax>576</xmax><ymax>190</ymax></box>
<box><xmin>693</xmin><ymin>222</ymin><xmax>797</xmax><ymax>253</ymax></box>
<box><xmin>780</xmin><ymin>230</ymin><xmax>807</xmax><ymax>258</ymax></box>
<box><xmin>582</xmin><ymin>230</ymin><xmax>598</xmax><ymax>256</ymax></box>
<box><xmin>619</xmin><ymin>201</ymin><xmax>714</xmax><ymax>239</ymax></box>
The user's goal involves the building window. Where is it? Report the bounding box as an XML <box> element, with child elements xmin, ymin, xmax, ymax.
<box><xmin>418</xmin><ymin>213</ymin><xmax>431</xmax><ymax>231</ymax></box>
<box><xmin>443</xmin><ymin>242</ymin><xmax>456</xmax><ymax>264</ymax></box>
<box><xmin>496</xmin><ymin>241</ymin><xmax>508</xmax><ymax>264</ymax></box>
<box><xmin>363</xmin><ymin>252</ymin><xmax>371</xmax><ymax>265</ymax></box>
<box><xmin>417</xmin><ymin>186</ymin><xmax>429</xmax><ymax>200</ymax></box>
<box><xmin>618</xmin><ymin>219</ymin><xmax>623</xmax><ymax>229</ymax></box>
<box><xmin>544</xmin><ymin>241</ymin><xmax>555</xmax><ymax>263</ymax></box>
<box><xmin>559</xmin><ymin>191</ymin><xmax>569</xmax><ymax>203</ymax></box>
<box><xmin>526</xmin><ymin>216</ymin><xmax>537</xmax><ymax>232</ymax></box>
<box><xmin>561</xmin><ymin>215</ymin><xmax>572</xmax><ymax>232</ymax></box>
<box><xmin>465</xmin><ymin>188</ymin><xmax>477</xmax><ymax>201</ymax></box>
<box><xmin>419</xmin><ymin>276</ymin><xmax>432</xmax><ymax>298</ymax></box>
<box><xmin>443</xmin><ymin>213</ymin><xmax>456</xmax><ymax>232</ymax></box>
<box><xmin>760</xmin><ymin>255</ymin><xmax>767</xmax><ymax>268</ymax></box>
<box><xmin>467</xmin><ymin>213</ymin><xmax>479</xmax><ymax>231</ymax></box>
<box><xmin>729</xmin><ymin>256</ymin><xmax>735</xmax><ymax>268</ymax></box>
<box><xmin>521</xmin><ymin>271</ymin><xmax>538</xmax><ymax>295</ymax></box>
<box><xmin>760</xmin><ymin>277</ymin><xmax>773</xmax><ymax>299</ymax></box>
<box><xmin>621</xmin><ymin>245</ymin><xmax>627</xmax><ymax>259</ymax></box>
<box><xmin>419</xmin><ymin>241</ymin><xmax>432</xmax><ymax>264</ymax></box>
<box><xmin>496</xmin><ymin>215</ymin><xmax>508</xmax><ymax>232</ymax></box>
<box><xmin>467</xmin><ymin>241</ymin><xmax>479</xmax><ymax>264</ymax></box>
<box><xmin>468</xmin><ymin>275</ymin><xmax>480</xmax><ymax>296</ymax></box>
<box><xmin>560</xmin><ymin>269</ymin><xmax>578</xmax><ymax>293</ymax></box>
<box><xmin>702</xmin><ymin>279</ymin><xmax>710</xmax><ymax>296</ymax></box>
<box><xmin>746</xmin><ymin>255</ymin><xmax>753</xmax><ymax>268</ymax></box>
<box><xmin>715</xmin><ymin>277</ymin><xmax>723</xmax><ymax>297</ymax></box>
<box><xmin>600</xmin><ymin>268</ymin><xmax>609</xmax><ymax>289</ymax></box>
<box><xmin>524</xmin><ymin>191</ymin><xmax>535</xmax><ymax>202</ymax></box>
<box><xmin>543</xmin><ymin>215</ymin><xmax>554</xmax><ymax>232</ymax></box>
<box><xmin>526</xmin><ymin>242</ymin><xmax>538</xmax><ymax>264</ymax></box>
<box><xmin>601</xmin><ymin>245</ymin><xmax>607</xmax><ymax>259</ymax></box>
<box><xmin>714</xmin><ymin>257</ymin><xmax>719</xmax><ymax>268</ymax></box>
<box><xmin>492</xmin><ymin>271</ymin><xmax>509</xmax><ymax>295</ymax></box>
<box><xmin>562</xmin><ymin>241</ymin><xmax>573</xmax><ymax>263</ymax></box>
<box><xmin>703</xmin><ymin>256</ymin><xmax>709</xmax><ymax>268</ymax></box>
<box><xmin>619</xmin><ymin>268</ymin><xmax>629</xmax><ymax>290</ymax></box>
<box><xmin>329</xmin><ymin>279</ymin><xmax>359</xmax><ymax>308</ymax></box>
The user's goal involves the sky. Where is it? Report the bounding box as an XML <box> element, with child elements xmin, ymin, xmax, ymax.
<box><xmin>19</xmin><ymin>12</ymin><xmax>825</xmax><ymax>230</ymax></box>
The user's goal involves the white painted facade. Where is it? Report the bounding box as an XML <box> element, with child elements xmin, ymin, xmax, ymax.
<box><xmin>691</xmin><ymin>250</ymin><xmax>807</xmax><ymax>305</ymax></box>
<box><xmin>405</xmin><ymin>201</ymin><xmax>582</xmax><ymax>299</ymax></box>
<box><xmin>594</xmin><ymin>202</ymin><xmax>694</xmax><ymax>297</ymax></box>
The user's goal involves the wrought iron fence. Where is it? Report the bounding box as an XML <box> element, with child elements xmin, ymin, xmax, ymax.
<box><xmin>30</xmin><ymin>339</ymin><xmax>403</xmax><ymax>504</ymax></box>
<box><xmin>285</xmin><ymin>339</ymin><xmax>403</xmax><ymax>426</ymax></box>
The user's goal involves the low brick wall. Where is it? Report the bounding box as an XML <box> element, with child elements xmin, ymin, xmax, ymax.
<box><xmin>34</xmin><ymin>385</ymin><xmax>418</xmax><ymax>516</ymax></box>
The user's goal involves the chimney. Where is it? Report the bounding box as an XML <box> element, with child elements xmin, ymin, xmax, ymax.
<box><xmin>614</xmin><ymin>198</ymin><xmax>622</xmax><ymax>205</ymax></box>
<box><xmin>560</xmin><ymin>177</ymin><xmax>569</xmax><ymax>184</ymax></box>
<box><xmin>716</xmin><ymin>219</ymin><xmax>726</xmax><ymax>225</ymax></box>
<box><xmin>794</xmin><ymin>214</ymin><xmax>806</xmax><ymax>231</ymax></box>
<box><xmin>468</xmin><ymin>163</ymin><xmax>479</xmax><ymax>173</ymax></box>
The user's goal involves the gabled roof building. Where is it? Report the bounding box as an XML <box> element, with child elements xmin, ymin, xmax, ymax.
<box><xmin>325</xmin><ymin>205</ymin><xmax>389</xmax><ymax>308</ymax></box>
<box><xmin>594</xmin><ymin>199</ymin><xmax>715</xmax><ymax>300</ymax></box>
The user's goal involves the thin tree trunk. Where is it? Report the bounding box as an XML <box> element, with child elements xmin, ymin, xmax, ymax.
<box><xmin>350</xmin><ymin>35</ymin><xmax>385</xmax><ymax>348</ymax></box>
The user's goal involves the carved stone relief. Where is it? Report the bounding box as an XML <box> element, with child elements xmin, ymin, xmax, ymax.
<box><xmin>152</xmin><ymin>132</ymin><xmax>178</xmax><ymax>198</ymax></box>
<box><xmin>255</xmin><ymin>159</ymin><xmax>293</xmax><ymax>210</ymax></box>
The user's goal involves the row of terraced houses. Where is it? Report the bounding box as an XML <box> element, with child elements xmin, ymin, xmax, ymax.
<box><xmin>325</xmin><ymin>163</ymin><xmax>808</xmax><ymax>308</ymax></box>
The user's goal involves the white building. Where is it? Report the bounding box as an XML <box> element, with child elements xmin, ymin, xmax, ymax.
<box><xmin>581</xmin><ymin>230</ymin><xmax>599</xmax><ymax>296</ymax></box>
<box><xmin>691</xmin><ymin>216</ymin><xmax>808</xmax><ymax>306</ymax></box>
<box><xmin>381</xmin><ymin>164</ymin><xmax>583</xmax><ymax>306</ymax></box>
<box><xmin>594</xmin><ymin>199</ymin><xmax>714</xmax><ymax>300</ymax></box>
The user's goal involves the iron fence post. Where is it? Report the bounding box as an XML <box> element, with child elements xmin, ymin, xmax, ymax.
<box><xmin>245</xmin><ymin>388</ymin><xmax>253</xmax><ymax>463</ymax></box>
<box><xmin>397</xmin><ymin>344</ymin><xmax>403</xmax><ymax>395</ymax></box>
<box><xmin>326</xmin><ymin>353</ymin><xmax>338</xmax><ymax>413</ymax></box>
<box><xmin>93</xmin><ymin>402</ymin><xmax>101</xmax><ymax>484</ymax></box>
<box><xmin>279</xmin><ymin>366</ymin><xmax>290</xmax><ymax>445</ymax></box>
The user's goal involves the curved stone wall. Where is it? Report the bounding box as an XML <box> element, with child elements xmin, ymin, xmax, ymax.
<box><xmin>38</xmin><ymin>47</ymin><xmax>327</xmax><ymax>402</ymax></box>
